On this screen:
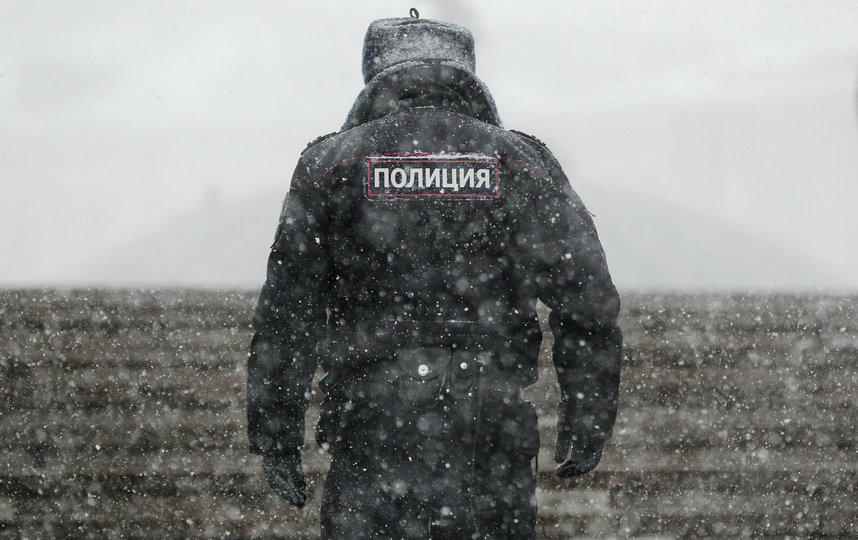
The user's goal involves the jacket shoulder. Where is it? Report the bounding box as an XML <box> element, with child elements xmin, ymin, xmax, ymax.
<box><xmin>509</xmin><ymin>129</ymin><xmax>551</xmax><ymax>151</ymax></box>
<box><xmin>301</xmin><ymin>131</ymin><xmax>339</xmax><ymax>154</ymax></box>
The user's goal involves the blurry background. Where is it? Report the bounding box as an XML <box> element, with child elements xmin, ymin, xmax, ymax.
<box><xmin>4</xmin><ymin>4</ymin><xmax>858</xmax><ymax>536</ymax></box>
<box><xmin>2</xmin><ymin>0</ymin><xmax>857</xmax><ymax>291</ymax></box>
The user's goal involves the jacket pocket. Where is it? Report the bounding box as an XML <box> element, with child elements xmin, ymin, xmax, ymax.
<box><xmin>517</xmin><ymin>400</ymin><xmax>541</xmax><ymax>460</ymax></box>
<box><xmin>491</xmin><ymin>398</ymin><xmax>540</xmax><ymax>461</ymax></box>
<box><xmin>396</xmin><ymin>347</ymin><xmax>451</xmax><ymax>408</ymax></box>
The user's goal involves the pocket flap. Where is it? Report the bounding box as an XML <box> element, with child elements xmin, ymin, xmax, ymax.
<box><xmin>396</xmin><ymin>347</ymin><xmax>451</xmax><ymax>381</ymax></box>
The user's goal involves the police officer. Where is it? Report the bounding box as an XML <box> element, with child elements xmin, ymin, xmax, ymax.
<box><xmin>247</xmin><ymin>12</ymin><xmax>622</xmax><ymax>539</ymax></box>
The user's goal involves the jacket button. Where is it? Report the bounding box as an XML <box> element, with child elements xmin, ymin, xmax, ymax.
<box><xmin>460</xmin><ymin>362</ymin><xmax>469</xmax><ymax>370</ymax></box>
<box><xmin>417</xmin><ymin>364</ymin><xmax>429</xmax><ymax>376</ymax></box>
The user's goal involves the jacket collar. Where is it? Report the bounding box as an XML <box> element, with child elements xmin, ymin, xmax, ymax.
<box><xmin>342</xmin><ymin>62</ymin><xmax>502</xmax><ymax>130</ymax></box>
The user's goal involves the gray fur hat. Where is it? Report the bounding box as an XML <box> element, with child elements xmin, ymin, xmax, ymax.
<box><xmin>362</xmin><ymin>18</ymin><xmax>477</xmax><ymax>83</ymax></box>
<box><xmin>343</xmin><ymin>16</ymin><xmax>501</xmax><ymax>129</ymax></box>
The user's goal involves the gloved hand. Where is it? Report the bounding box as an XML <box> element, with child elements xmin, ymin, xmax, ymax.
<box><xmin>262</xmin><ymin>453</ymin><xmax>307</xmax><ymax>508</ymax></box>
<box><xmin>556</xmin><ymin>447</ymin><xmax>602</xmax><ymax>478</ymax></box>
<box><xmin>554</xmin><ymin>398</ymin><xmax>603</xmax><ymax>478</ymax></box>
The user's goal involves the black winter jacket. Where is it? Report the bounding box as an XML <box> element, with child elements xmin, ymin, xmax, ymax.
<box><xmin>247</xmin><ymin>64</ymin><xmax>622</xmax><ymax>470</ymax></box>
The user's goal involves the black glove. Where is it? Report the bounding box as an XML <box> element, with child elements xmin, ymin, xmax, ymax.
<box><xmin>262</xmin><ymin>453</ymin><xmax>307</xmax><ymax>508</ymax></box>
<box><xmin>556</xmin><ymin>447</ymin><xmax>602</xmax><ymax>478</ymax></box>
<box><xmin>555</xmin><ymin>398</ymin><xmax>604</xmax><ymax>478</ymax></box>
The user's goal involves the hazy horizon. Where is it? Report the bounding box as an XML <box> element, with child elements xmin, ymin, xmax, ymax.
<box><xmin>3</xmin><ymin>1</ymin><xmax>857</xmax><ymax>291</ymax></box>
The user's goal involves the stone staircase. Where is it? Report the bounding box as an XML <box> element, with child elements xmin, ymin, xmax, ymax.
<box><xmin>1</xmin><ymin>290</ymin><xmax>856</xmax><ymax>538</ymax></box>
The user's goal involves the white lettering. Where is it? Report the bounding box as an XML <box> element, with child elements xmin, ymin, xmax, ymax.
<box><xmin>390</xmin><ymin>168</ymin><xmax>407</xmax><ymax>188</ymax></box>
<box><xmin>409</xmin><ymin>169</ymin><xmax>423</xmax><ymax>188</ymax></box>
<box><xmin>441</xmin><ymin>169</ymin><xmax>459</xmax><ymax>192</ymax></box>
<box><xmin>459</xmin><ymin>168</ymin><xmax>474</xmax><ymax>188</ymax></box>
<box><xmin>425</xmin><ymin>169</ymin><xmax>440</xmax><ymax>188</ymax></box>
<box><xmin>374</xmin><ymin>168</ymin><xmax>389</xmax><ymax>188</ymax></box>
<box><xmin>475</xmin><ymin>169</ymin><xmax>491</xmax><ymax>188</ymax></box>
<box><xmin>370</xmin><ymin>160</ymin><xmax>496</xmax><ymax>196</ymax></box>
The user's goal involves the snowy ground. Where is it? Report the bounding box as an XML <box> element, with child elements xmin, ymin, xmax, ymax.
<box><xmin>1</xmin><ymin>289</ymin><xmax>856</xmax><ymax>537</ymax></box>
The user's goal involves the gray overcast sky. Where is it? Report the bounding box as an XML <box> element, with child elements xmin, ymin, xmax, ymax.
<box><xmin>2</xmin><ymin>1</ymin><xmax>858</xmax><ymax>290</ymax></box>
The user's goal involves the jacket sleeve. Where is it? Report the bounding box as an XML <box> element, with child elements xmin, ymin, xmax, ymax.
<box><xmin>516</xmin><ymin>146</ymin><xmax>623</xmax><ymax>468</ymax></box>
<box><xmin>247</xmin><ymin>158</ymin><xmax>329</xmax><ymax>458</ymax></box>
